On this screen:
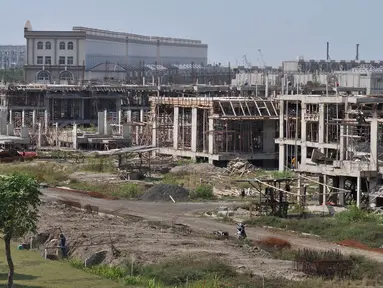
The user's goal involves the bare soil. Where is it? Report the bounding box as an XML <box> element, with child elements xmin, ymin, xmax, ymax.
<box><xmin>35</xmin><ymin>199</ymin><xmax>303</xmax><ymax>280</ymax></box>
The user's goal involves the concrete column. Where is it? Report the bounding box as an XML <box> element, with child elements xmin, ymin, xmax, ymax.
<box><xmin>122</xmin><ymin>125</ymin><xmax>130</xmax><ymax>139</ymax></box>
<box><xmin>279</xmin><ymin>145</ymin><xmax>285</xmax><ymax>171</ymax></box>
<box><xmin>339</xmin><ymin>124</ymin><xmax>345</xmax><ymax>161</ymax></box>
<box><xmin>72</xmin><ymin>124</ymin><xmax>78</xmax><ymax>149</ymax></box>
<box><xmin>208</xmin><ymin>118</ymin><xmax>214</xmax><ymax>155</ymax></box>
<box><xmin>173</xmin><ymin>107</ymin><xmax>179</xmax><ymax>150</ymax></box>
<box><xmin>318</xmin><ymin>104</ymin><xmax>325</xmax><ymax>152</ymax></box>
<box><xmin>44</xmin><ymin>109</ymin><xmax>48</xmax><ymax>133</ymax></box>
<box><xmin>357</xmin><ymin>175</ymin><xmax>361</xmax><ymax>208</ymax></box>
<box><xmin>300</xmin><ymin>103</ymin><xmax>307</xmax><ymax>166</ymax></box>
<box><xmin>370</xmin><ymin>117</ymin><xmax>378</xmax><ymax>170</ymax></box>
<box><xmin>297</xmin><ymin>174</ymin><xmax>302</xmax><ymax>204</ymax></box>
<box><xmin>338</xmin><ymin>176</ymin><xmax>345</xmax><ymax>206</ymax></box>
<box><xmin>135</xmin><ymin>126</ymin><xmax>139</xmax><ymax>145</ymax></box>
<box><xmin>126</xmin><ymin>110</ymin><xmax>132</xmax><ymax>123</ymax></box>
<box><xmin>191</xmin><ymin>107</ymin><xmax>197</xmax><ymax>153</ymax></box>
<box><xmin>55</xmin><ymin>123</ymin><xmax>59</xmax><ymax>147</ymax></box>
<box><xmin>7</xmin><ymin>124</ymin><xmax>14</xmax><ymax>136</ymax></box>
<box><xmin>140</xmin><ymin>109</ymin><xmax>144</xmax><ymax>133</ymax></box>
<box><xmin>104</xmin><ymin>110</ymin><xmax>108</xmax><ymax>136</ymax></box>
<box><xmin>0</xmin><ymin>111</ymin><xmax>6</xmax><ymax>135</ymax></box>
<box><xmin>278</xmin><ymin>100</ymin><xmax>285</xmax><ymax>171</ymax></box>
<box><xmin>32</xmin><ymin>110</ymin><xmax>37</xmax><ymax>132</ymax></box>
<box><xmin>323</xmin><ymin>174</ymin><xmax>327</xmax><ymax>206</ymax></box>
<box><xmin>37</xmin><ymin>123</ymin><xmax>42</xmax><ymax>148</ymax></box>
<box><xmin>9</xmin><ymin>109</ymin><xmax>12</xmax><ymax>124</ymax></box>
<box><xmin>118</xmin><ymin>110</ymin><xmax>122</xmax><ymax>135</ymax></box>
<box><xmin>97</xmin><ymin>111</ymin><xmax>105</xmax><ymax>135</ymax></box>
<box><xmin>152</xmin><ymin>112</ymin><xmax>157</xmax><ymax>155</ymax></box>
<box><xmin>21</xmin><ymin>127</ymin><xmax>29</xmax><ymax>138</ymax></box>
<box><xmin>21</xmin><ymin>109</ymin><xmax>25</xmax><ymax>127</ymax></box>
<box><xmin>318</xmin><ymin>175</ymin><xmax>324</xmax><ymax>205</ymax></box>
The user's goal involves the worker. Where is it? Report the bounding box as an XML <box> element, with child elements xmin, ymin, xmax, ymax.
<box><xmin>59</xmin><ymin>233</ymin><xmax>67</xmax><ymax>258</ymax></box>
<box><xmin>291</xmin><ymin>157</ymin><xmax>296</xmax><ymax>169</ymax></box>
<box><xmin>241</xmin><ymin>189</ymin><xmax>245</xmax><ymax>199</ymax></box>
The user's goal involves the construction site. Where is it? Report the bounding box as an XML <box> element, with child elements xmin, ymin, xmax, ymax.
<box><xmin>1</xmin><ymin>80</ymin><xmax>383</xmax><ymax>211</ymax></box>
<box><xmin>3</xmin><ymin>79</ymin><xmax>383</xmax><ymax>287</ymax></box>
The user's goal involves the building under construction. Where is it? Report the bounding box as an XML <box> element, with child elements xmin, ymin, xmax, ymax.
<box><xmin>0</xmin><ymin>83</ymin><xmax>155</xmax><ymax>148</ymax></box>
<box><xmin>277</xmin><ymin>89</ymin><xmax>383</xmax><ymax>209</ymax></box>
<box><xmin>150</xmin><ymin>85</ymin><xmax>278</xmax><ymax>166</ymax></box>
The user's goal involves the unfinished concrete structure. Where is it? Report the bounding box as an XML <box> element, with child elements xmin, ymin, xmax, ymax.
<box><xmin>0</xmin><ymin>83</ymin><xmax>155</xmax><ymax>148</ymax></box>
<box><xmin>151</xmin><ymin>85</ymin><xmax>278</xmax><ymax>166</ymax></box>
<box><xmin>277</xmin><ymin>89</ymin><xmax>383</xmax><ymax>208</ymax></box>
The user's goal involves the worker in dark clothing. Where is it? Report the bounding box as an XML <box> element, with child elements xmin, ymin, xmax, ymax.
<box><xmin>356</xmin><ymin>111</ymin><xmax>365</xmax><ymax>138</ymax></box>
<box><xmin>59</xmin><ymin>233</ymin><xmax>67</xmax><ymax>258</ymax></box>
<box><xmin>241</xmin><ymin>189</ymin><xmax>245</xmax><ymax>199</ymax></box>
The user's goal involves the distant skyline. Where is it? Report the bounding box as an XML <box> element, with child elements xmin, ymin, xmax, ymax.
<box><xmin>1</xmin><ymin>0</ymin><xmax>382</xmax><ymax>66</ymax></box>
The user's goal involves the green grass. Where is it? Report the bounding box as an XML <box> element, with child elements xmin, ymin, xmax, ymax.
<box><xmin>190</xmin><ymin>184</ymin><xmax>215</xmax><ymax>200</ymax></box>
<box><xmin>0</xmin><ymin>162</ymin><xmax>70</xmax><ymax>185</ymax></box>
<box><xmin>70</xmin><ymin>254</ymin><xmax>383</xmax><ymax>288</ymax></box>
<box><xmin>67</xmin><ymin>181</ymin><xmax>145</xmax><ymax>199</ymax></box>
<box><xmin>245</xmin><ymin>205</ymin><xmax>383</xmax><ymax>248</ymax></box>
<box><xmin>0</xmin><ymin>241</ymin><xmax>123</xmax><ymax>288</ymax></box>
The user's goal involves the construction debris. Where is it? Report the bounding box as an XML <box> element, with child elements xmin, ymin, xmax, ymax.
<box><xmin>224</xmin><ymin>159</ymin><xmax>259</xmax><ymax>176</ymax></box>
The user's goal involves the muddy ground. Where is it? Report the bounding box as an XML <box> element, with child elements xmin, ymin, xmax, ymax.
<box><xmin>34</xmin><ymin>199</ymin><xmax>303</xmax><ymax>280</ymax></box>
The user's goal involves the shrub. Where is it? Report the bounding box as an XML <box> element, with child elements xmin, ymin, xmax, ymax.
<box><xmin>190</xmin><ymin>184</ymin><xmax>214</xmax><ymax>200</ymax></box>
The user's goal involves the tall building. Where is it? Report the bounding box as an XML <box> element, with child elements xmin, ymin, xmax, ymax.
<box><xmin>23</xmin><ymin>20</ymin><xmax>208</xmax><ymax>84</ymax></box>
<box><xmin>0</xmin><ymin>45</ymin><xmax>25</xmax><ymax>69</ymax></box>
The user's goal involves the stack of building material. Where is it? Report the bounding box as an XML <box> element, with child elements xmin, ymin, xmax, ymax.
<box><xmin>225</xmin><ymin>158</ymin><xmax>258</xmax><ymax>176</ymax></box>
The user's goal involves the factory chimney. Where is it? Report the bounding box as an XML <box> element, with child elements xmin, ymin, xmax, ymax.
<box><xmin>326</xmin><ymin>42</ymin><xmax>330</xmax><ymax>61</ymax></box>
<box><xmin>356</xmin><ymin>44</ymin><xmax>360</xmax><ymax>61</ymax></box>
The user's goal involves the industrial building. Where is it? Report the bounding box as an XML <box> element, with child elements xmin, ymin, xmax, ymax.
<box><xmin>23</xmin><ymin>21</ymin><xmax>208</xmax><ymax>83</ymax></box>
<box><xmin>0</xmin><ymin>45</ymin><xmax>25</xmax><ymax>69</ymax></box>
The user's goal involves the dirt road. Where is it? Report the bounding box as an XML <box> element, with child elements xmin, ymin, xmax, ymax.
<box><xmin>41</xmin><ymin>188</ymin><xmax>383</xmax><ymax>263</ymax></box>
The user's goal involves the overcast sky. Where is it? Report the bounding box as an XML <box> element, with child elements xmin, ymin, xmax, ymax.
<box><xmin>1</xmin><ymin>0</ymin><xmax>381</xmax><ymax>66</ymax></box>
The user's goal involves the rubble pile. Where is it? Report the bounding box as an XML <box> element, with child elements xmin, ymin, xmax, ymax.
<box><xmin>225</xmin><ymin>158</ymin><xmax>259</xmax><ymax>176</ymax></box>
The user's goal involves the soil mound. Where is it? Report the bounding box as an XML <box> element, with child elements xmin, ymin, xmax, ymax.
<box><xmin>140</xmin><ymin>184</ymin><xmax>190</xmax><ymax>202</ymax></box>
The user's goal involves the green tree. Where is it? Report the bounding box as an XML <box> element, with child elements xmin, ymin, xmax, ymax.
<box><xmin>0</xmin><ymin>173</ymin><xmax>42</xmax><ymax>288</ymax></box>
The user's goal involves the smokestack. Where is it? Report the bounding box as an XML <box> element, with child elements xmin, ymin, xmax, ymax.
<box><xmin>326</xmin><ymin>42</ymin><xmax>330</xmax><ymax>61</ymax></box>
<box><xmin>356</xmin><ymin>44</ymin><xmax>360</xmax><ymax>61</ymax></box>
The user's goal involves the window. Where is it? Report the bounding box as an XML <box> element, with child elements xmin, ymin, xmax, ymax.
<box><xmin>59</xmin><ymin>71</ymin><xmax>73</xmax><ymax>81</ymax></box>
<box><xmin>45</xmin><ymin>56</ymin><xmax>51</xmax><ymax>65</ymax></box>
<box><xmin>37</xmin><ymin>70</ymin><xmax>50</xmax><ymax>81</ymax></box>
<box><xmin>37</xmin><ymin>56</ymin><xmax>43</xmax><ymax>65</ymax></box>
<box><xmin>59</xmin><ymin>42</ymin><xmax>65</xmax><ymax>50</ymax></box>
<box><xmin>45</xmin><ymin>41</ymin><xmax>51</xmax><ymax>50</ymax></box>
<box><xmin>59</xmin><ymin>56</ymin><xmax>65</xmax><ymax>65</ymax></box>
<box><xmin>67</xmin><ymin>56</ymin><xmax>73</xmax><ymax>65</ymax></box>
<box><xmin>37</xmin><ymin>41</ymin><xmax>43</xmax><ymax>50</ymax></box>
<box><xmin>67</xmin><ymin>42</ymin><xmax>74</xmax><ymax>50</ymax></box>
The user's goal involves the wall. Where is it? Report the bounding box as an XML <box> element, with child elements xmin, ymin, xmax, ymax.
<box><xmin>84</xmin><ymin>38</ymin><xmax>208</xmax><ymax>69</ymax></box>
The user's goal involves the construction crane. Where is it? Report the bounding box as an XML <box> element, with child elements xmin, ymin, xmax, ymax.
<box><xmin>258</xmin><ymin>49</ymin><xmax>269</xmax><ymax>97</ymax></box>
<box><xmin>242</xmin><ymin>55</ymin><xmax>252</xmax><ymax>86</ymax></box>
<box><xmin>243</xmin><ymin>55</ymin><xmax>252</xmax><ymax>69</ymax></box>
<box><xmin>257</xmin><ymin>49</ymin><xmax>267</xmax><ymax>71</ymax></box>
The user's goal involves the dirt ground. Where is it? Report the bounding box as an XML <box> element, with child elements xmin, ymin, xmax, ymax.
<box><xmin>35</xmin><ymin>199</ymin><xmax>303</xmax><ymax>280</ymax></box>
